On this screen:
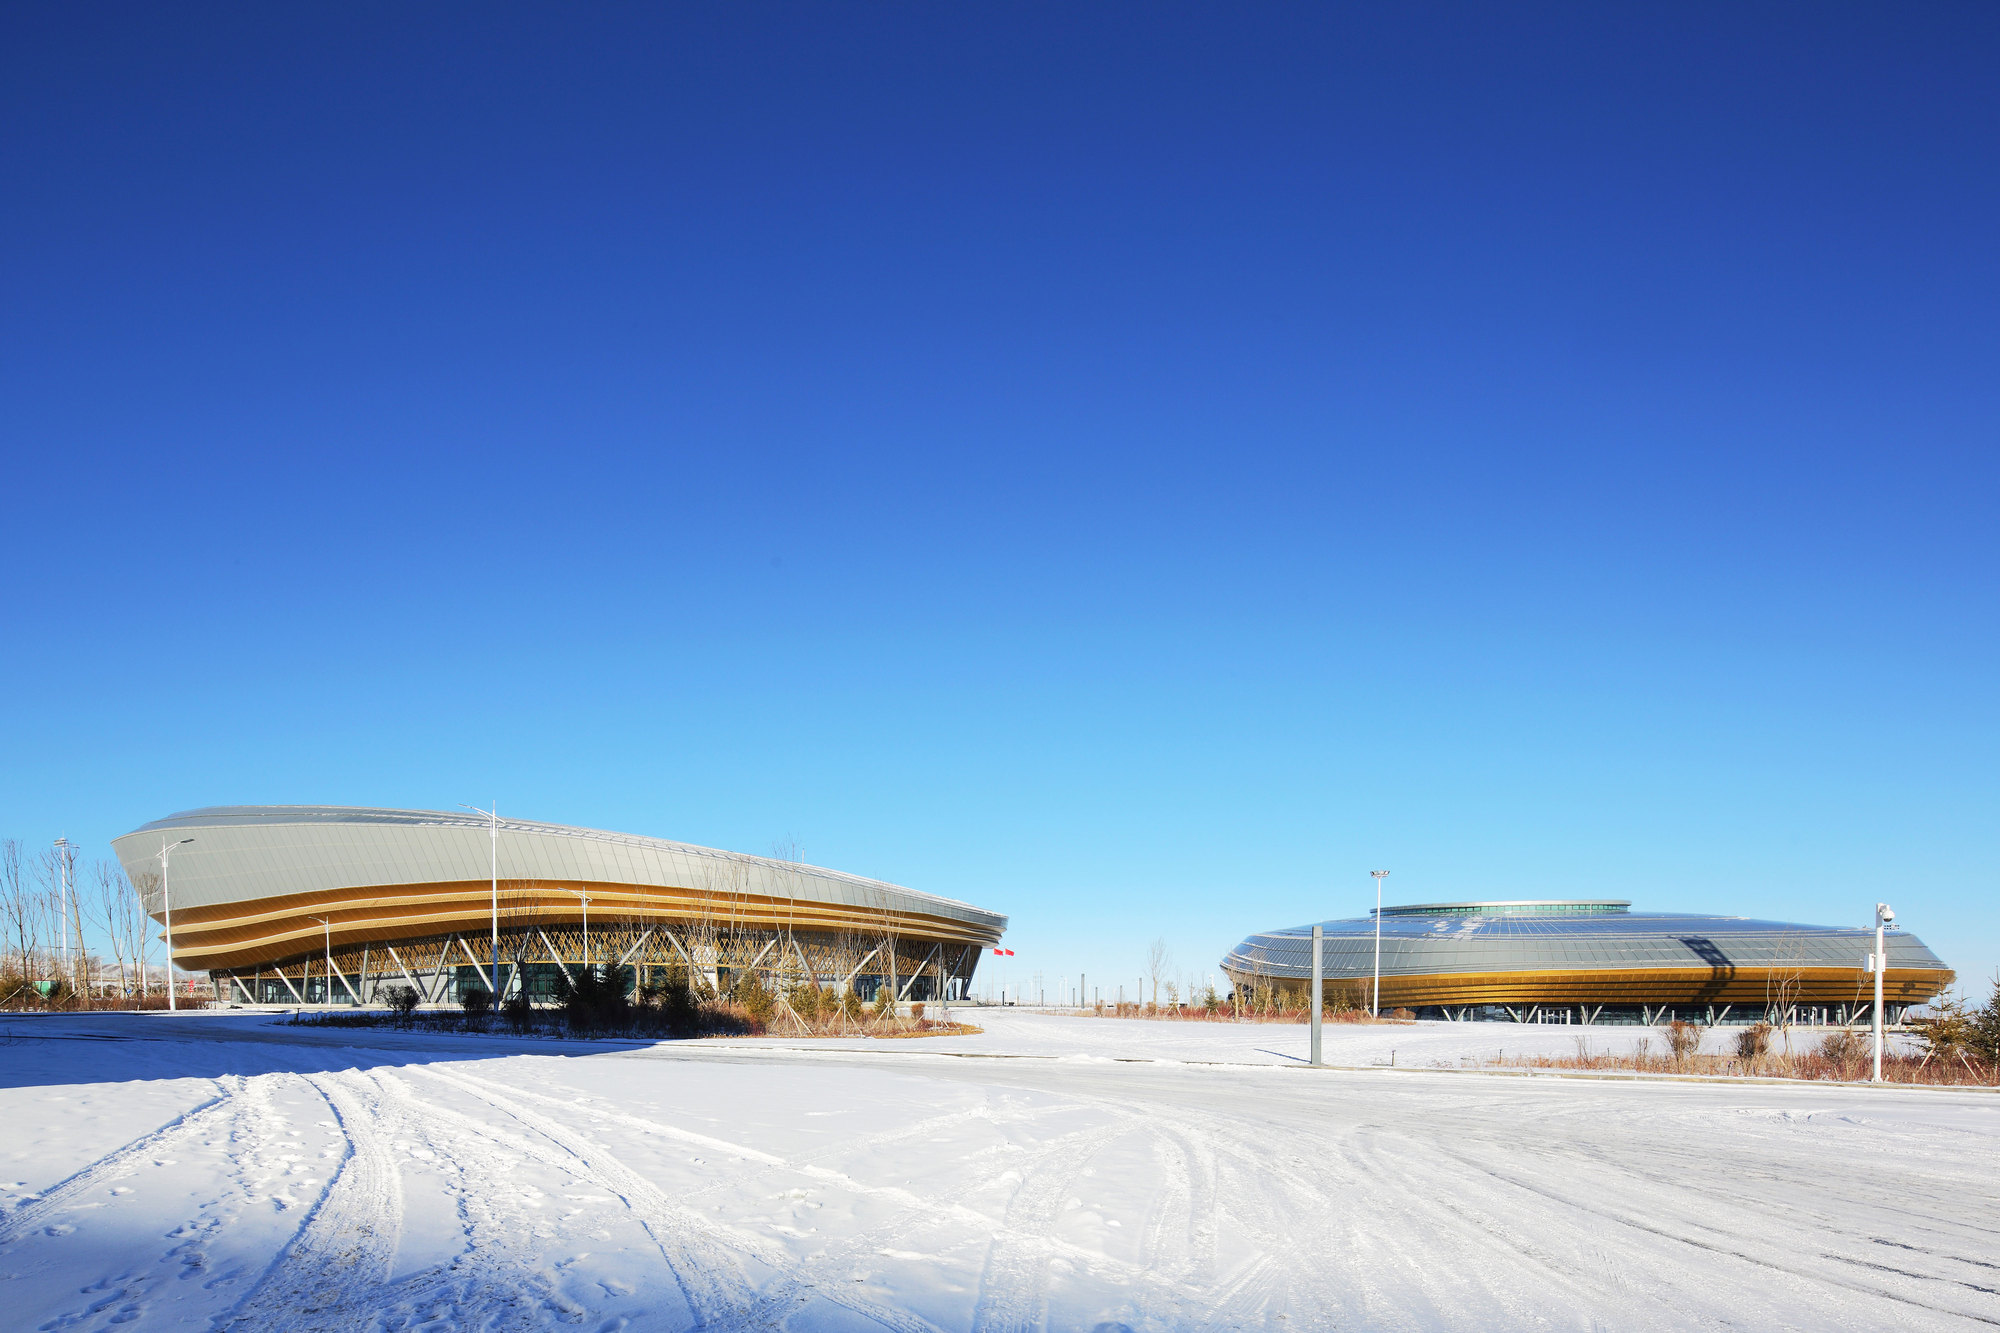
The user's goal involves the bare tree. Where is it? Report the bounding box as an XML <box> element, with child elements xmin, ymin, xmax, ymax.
<box><xmin>129</xmin><ymin>870</ymin><xmax>162</xmax><ymax>1000</ymax></box>
<box><xmin>1</xmin><ymin>839</ymin><xmax>29</xmax><ymax>979</ymax></box>
<box><xmin>1145</xmin><ymin>937</ymin><xmax>1173</xmax><ymax>1013</ymax></box>
<box><xmin>90</xmin><ymin>861</ymin><xmax>133</xmax><ymax>996</ymax></box>
<box><xmin>1765</xmin><ymin>932</ymin><xmax>1810</xmax><ymax>1060</ymax></box>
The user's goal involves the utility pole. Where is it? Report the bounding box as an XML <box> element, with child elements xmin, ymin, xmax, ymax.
<box><xmin>156</xmin><ymin>837</ymin><xmax>194</xmax><ymax>1011</ymax></box>
<box><xmin>1370</xmin><ymin>870</ymin><xmax>1391</xmax><ymax>1017</ymax></box>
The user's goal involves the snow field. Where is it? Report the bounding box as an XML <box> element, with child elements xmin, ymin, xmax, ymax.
<box><xmin>0</xmin><ymin>1011</ymin><xmax>1992</xmax><ymax>1331</ymax></box>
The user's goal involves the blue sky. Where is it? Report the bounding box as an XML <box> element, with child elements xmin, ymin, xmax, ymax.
<box><xmin>3</xmin><ymin>4</ymin><xmax>1995</xmax><ymax>997</ymax></box>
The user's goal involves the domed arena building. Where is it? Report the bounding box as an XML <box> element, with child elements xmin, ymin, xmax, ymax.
<box><xmin>1222</xmin><ymin>899</ymin><xmax>1950</xmax><ymax>1025</ymax></box>
<box><xmin>112</xmin><ymin>806</ymin><xmax>1007</xmax><ymax>1006</ymax></box>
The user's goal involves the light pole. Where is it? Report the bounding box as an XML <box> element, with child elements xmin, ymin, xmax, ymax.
<box><xmin>461</xmin><ymin>804</ymin><xmax>501</xmax><ymax>997</ymax></box>
<box><xmin>1370</xmin><ymin>870</ymin><xmax>1390</xmax><ymax>1017</ymax></box>
<box><xmin>311</xmin><ymin>916</ymin><xmax>338</xmax><ymax>1005</ymax></box>
<box><xmin>53</xmin><ymin>837</ymin><xmax>75</xmax><ymax>993</ymax></box>
<box><xmin>156</xmin><ymin>837</ymin><xmax>194</xmax><ymax>1011</ymax></box>
<box><xmin>563</xmin><ymin>888</ymin><xmax>592</xmax><ymax>973</ymax></box>
<box><xmin>1872</xmin><ymin>902</ymin><xmax>1894</xmax><ymax>1083</ymax></box>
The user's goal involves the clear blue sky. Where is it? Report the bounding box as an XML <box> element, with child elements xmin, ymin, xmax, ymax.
<box><xmin>3</xmin><ymin>5</ymin><xmax>1995</xmax><ymax>998</ymax></box>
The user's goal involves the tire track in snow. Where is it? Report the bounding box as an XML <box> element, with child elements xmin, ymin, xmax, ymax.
<box><xmin>1408</xmin><ymin>1129</ymin><xmax>2000</xmax><ymax>1327</ymax></box>
<box><xmin>349</xmin><ymin>1068</ymin><xmax>587</xmax><ymax>1331</ymax></box>
<box><xmin>701</xmin><ymin>1115</ymin><xmax>1146</xmax><ymax>1333</ymax></box>
<box><xmin>409</xmin><ymin>1064</ymin><xmax>770</xmax><ymax>1327</ymax></box>
<box><xmin>968</xmin><ymin>1119</ymin><xmax>1132</xmax><ymax>1333</ymax></box>
<box><xmin>211</xmin><ymin>1071</ymin><xmax>403</xmax><ymax>1333</ymax></box>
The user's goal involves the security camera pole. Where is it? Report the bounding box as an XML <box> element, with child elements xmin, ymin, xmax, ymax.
<box><xmin>156</xmin><ymin>837</ymin><xmax>194</xmax><ymax>1011</ymax></box>
<box><xmin>1310</xmin><ymin>922</ymin><xmax>1324</xmax><ymax>1066</ymax></box>
<box><xmin>1370</xmin><ymin>870</ymin><xmax>1390</xmax><ymax>1017</ymax></box>
<box><xmin>1872</xmin><ymin>901</ymin><xmax>1893</xmax><ymax>1083</ymax></box>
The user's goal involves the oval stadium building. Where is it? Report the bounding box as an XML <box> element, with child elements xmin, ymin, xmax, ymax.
<box><xmin>112</xmin><ymin>806</ymin><xmax>1007</xmax><ymax>1006</ymax></box>
<box><xmin>1222</xmin><ymin>900</ymin><xmax>1951</xmax><ymax>1025</ymax></box>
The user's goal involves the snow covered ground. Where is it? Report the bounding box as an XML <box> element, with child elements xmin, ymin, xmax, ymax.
<box><xmin>0</xmin><ymin>1009</ymin><xmax>1991</xmax><ymax>1331</ymax></box>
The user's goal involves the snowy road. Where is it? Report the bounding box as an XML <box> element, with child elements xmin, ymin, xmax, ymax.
<box><xmin>1</xmin><ymin>1012</ymin><xmax>1993</xmax><ymax>1331</ymax></box>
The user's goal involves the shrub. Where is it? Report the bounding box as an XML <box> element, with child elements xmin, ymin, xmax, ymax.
<box><xmin>381</xmin><ymin>984</ymin><xmax>420</xmax><ymax>1025</ymax></box>
<box><xmin>911</xmin><ymin>1002</ymin><xmax>925</xmax><ymax>1023</ymax></box>
<box><xmin>1663</xmin><ymin>1020</ymin><xmax>1702</xmax><ymax>1063</ymax></box>
<box><xmin>870</xmin><ymin>983</ymin><xmax>897</xmax><ymax>1023</ymax></box>
<box><xmin>558</xmin><ymin>966</ymin><xmax>631</xmax><ymax>1034</ymax></box>
<box><xmin>731</xmin><ymin>971</ymin><xmax>776</xmax><ymax>1030</ymax></box>
<box><xmin>1975</xmin><ymin>976</ymin><xmax>2000</xmax><ymax>1063</ymax></box>
<box><xmin>1818</xmin><ymin>1028</ymin><xmax>1867</xmax><ymax>1070</ymax></box>
<box><xmin>501</xmin><ymin>991</ymin><xmax>534</xmax><ymax>1033</ymax></box>
<box><xmin>786</xmin><ymin>979</ymin><xmax>825</xmax><ymax>1024</ymax></box>
<box><xmin>639</xmin><ymin>973</ymin><xmax>701</xmax><ymax>1038</ymax></box>
<box><xmin>460</xmin><ymin>988</ymin><xmax>495</xmax><ymax>1019</ymax></box>
<box><xmin>1735</xmin><ymin>1022</ymin><xmax>1772</xmax><ymax>1061</ymax></box>
<box><xmin>1913</xmin><ymin>994</ymin><xmax>1981</xmax><ymax>1069</ymax></box>
<box><xmin>706</xmin><ymin>998</ymin><xmax>761</xmax><ymax>1036</ymax></box>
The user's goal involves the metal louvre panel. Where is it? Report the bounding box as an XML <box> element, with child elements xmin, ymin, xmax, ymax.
<box><xmin>1224</xmin><ymin>908</ymin><xmax>1948</xmax><ymax>981</ymax></box>
<box><xmin>111</xmin><ymin>805</ymin><xmax>1006</xmax><ymax>935</ymax></box>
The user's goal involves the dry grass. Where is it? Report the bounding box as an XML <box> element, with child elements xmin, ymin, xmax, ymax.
<box><xmin>1469</xmin><ymin>1030</ymin><xmax>1998</xmax><ymax>1086</ymax></box>
<box><xmin>866</xmin><ymin>1021</ymin><xmax>984</xmax><ymax>1039</ymax></box>
<box><xmin>1026</xmin><ymin>1001</ymin><xmax>1411</xmax><ymax>1026</ymax></box>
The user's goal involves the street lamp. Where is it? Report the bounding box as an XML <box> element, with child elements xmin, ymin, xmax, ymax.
<box><xmin>563</xmin><ymin>888</ymin><xmax>592</xmax><ymax>972</ymax></box>
<box><xmin>1370</xmin><ymin>870</ymin><xmax>1391</xmax><ymax>1017</ymax></box>
<box><xmin>1872</xmin><ymin>902</ymin><xmax>1894</xmax><ymax>1083</ymax></box>
<box><xmin>156</xmin><ymin>837</ymin><xmax>194</xmax><ymax>1011</ymax></box>
<box><xmin>460</xmin><ymin>804</ymin><xmax>502</xmax><ymax>997</ymax></box>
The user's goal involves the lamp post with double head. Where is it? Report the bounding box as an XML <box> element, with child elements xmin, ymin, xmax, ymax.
<box><xmin>1370</xmin><ymin>870</ymin><xmax>1391</xmax><ymax>1017</ymax></box>
<box><xmin>460</xmin><ymin>804</ymin><xmax>502</xmax><ymax>998</ymax></box>
<box><xmin>310</xmin><ymin>916</ymin><xmax>342</xmax><ymax>1005</ymax></box>
<box><xmin>156</xmin><ymin>837</ymin><xmax>194</xmax><ymax>1011</ymax></box>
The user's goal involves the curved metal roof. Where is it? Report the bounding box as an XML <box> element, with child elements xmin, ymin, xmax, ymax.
<box><xmin>1224</xmin><ymin>906</ymin><xmax>1947</xmax><ymax>980</ymax></box>
<box><xmin>111</xmin><ymin>805</ymin><xmax>1006</xmax><ymax>935</ymax></box>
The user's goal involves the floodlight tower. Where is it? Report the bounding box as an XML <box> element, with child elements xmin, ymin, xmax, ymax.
<box><xmin>53</xmin><ymin>837</ymin><xmax>75</xmax><ymax>991</ymax></box>
<box><xmin>1370</xmin><ymin>870</ymin><xmax>1391</xmax><ymax>1017</ymax></box>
